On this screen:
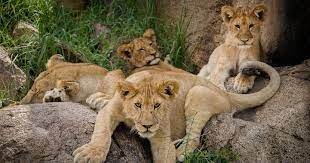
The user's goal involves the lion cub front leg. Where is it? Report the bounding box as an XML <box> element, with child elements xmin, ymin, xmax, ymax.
<box><xmin>73</xmin><ymin>98</ymin><xmax>123</xmax><ymax>163</ymax></box>
<box><xmin>176</xmin><ymin>86</ymin><xmax>231</xmax><ymax>161</ymax></box>
<box><xmin>233</xmin><ymin>73</ymin><xmax>256</xmax><ymax>93</ymax></box>
<box><xmin>208</xmin><ymin>66</ymin><xmax>231</xmax><ymax>91</ymax></box>
<box><xmin>150</xmin><ymin>137</ymin><xmax>176</xmax><ymax>163</ymax></box>
<box><xmin>86</xmin><ymin>92</ymin><xmax>112</xmax><ymax>111</ymax></box>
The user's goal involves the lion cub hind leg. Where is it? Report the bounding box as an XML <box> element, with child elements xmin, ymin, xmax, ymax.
<box><xmin>176</xmin><ymin>86</ymin><xmax>231</xmax><ymax>161</ymax></box>
<box><xmin>86</xmin><ymin>92</ymin><xmax>111</xmax><ymax>112</ymax></box>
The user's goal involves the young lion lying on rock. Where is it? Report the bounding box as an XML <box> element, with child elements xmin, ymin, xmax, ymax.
<box><xmin>73</xmin><ymin>59</ymin><xmax>280</xmax><ymax>162</ymax></box>
<box><xmin>20</xmin><ymin>54</ymin><xmax>124</xmax><ymax>107</ymax></box>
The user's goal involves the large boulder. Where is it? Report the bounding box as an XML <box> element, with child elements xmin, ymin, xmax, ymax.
<box><xmin>0</xmin><ymin>46</ymin><xmax>26</xmax><ymax>96</ymax></box>
<box><xmin>0</xmin><ymin>102</ymin><xmax>151</xmax><ymax>163</ymax></box>
<box><xmin>157</xmin><ymin>0</ymin><xmax>310</xmax><ymax>67</ymax></box>
<box><xmin>202</xmin><ymin>60</ymin><xmax>310</xmax><ymax>162</ymax></box>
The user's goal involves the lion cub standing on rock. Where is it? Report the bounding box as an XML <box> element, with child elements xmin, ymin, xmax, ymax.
<box><xmin>198</xmin><ymin>5</ymin><xmax>267</xmax><ymax>93</ymax></box>
<box><xmin>20</xmin><ymin>54</ymin><xmax>124</xmax><ymax>107</ymax></box>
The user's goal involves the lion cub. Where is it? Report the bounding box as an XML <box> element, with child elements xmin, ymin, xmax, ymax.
<box><xmin>20</xmin><ymin>54</ymin><xmax>124</xmax><ymax>107</ymax></box>
<box><xmin>116</xmin><ymin>28</ymin><xmax>185</xmax><ymax>74</ymax></box>
<box><xmin>73</xmin><ymin>60</ymin><xmax>280</xmax><ymax>163</ymax></box>
<box><xmin>198</xmin><ymin>5</ymin><xmax>267</xmax><ymax>93</ymax></box>
<box><xmin>86</xmin><ymin>29</ymin><xmax>186</xmax><ymax>109</ymax></box>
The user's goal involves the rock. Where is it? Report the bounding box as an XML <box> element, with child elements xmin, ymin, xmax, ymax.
<box><xmin>0</xmin><ymin>46</ymin><xmax>26</xmax><ymax>96</ymax></box>
<box><xmin>12</xmin><ymin>21</ymin><xmax>38</xmax><ymax>39</ymax></box>
<box><xmin>0</xmin><ymin>102</ymin><xmax>151</xmax><ymax>163</ymax></box>
<box><xmin>157</xmin><ymin>0</ymin><xmax>310</xmax><ymax>67</ymax></box>
<box><xmin>157</xmin><ymin>0</ymin><xmax>232</xmax><ymax>67</ymax></box>
<box><xmin>202</xmin><ymin>60</ymin><xmax>310</xmax><ymax>162</ymax></box>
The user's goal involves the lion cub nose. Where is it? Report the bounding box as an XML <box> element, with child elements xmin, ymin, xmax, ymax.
<box><xmin>142</xmin><ymin>125</ymin><xmax>153</xmax><ymax>129</ymax></box>
<box><xmin>241</xmin><ymin>38</ymin><xmax>249</xmax><ymax>43</ymax></box>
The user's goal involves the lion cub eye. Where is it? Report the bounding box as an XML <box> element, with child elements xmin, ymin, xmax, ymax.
<box><xmin>134</xmin><ymin>103</ymin><xmax>142</xmax><ymax>108</ymax></box>
<box><xmin>249</xmin><ymin>24</ymin><xmax>254</xmax><ymax>29</ymax></box>
<box><xmin>235</xmin><ymin>24</ymin><xmax>240</xmax><ymax>30</ymax></box>
<box><xmin>154</xmin><ymin>103</ymin><xmax>161</xmax><ymax>110</ymax></box>
<box><xmin>139</xmin><ymin>48</ymin><xmax>145</xmax><ymax>51</ymax></box>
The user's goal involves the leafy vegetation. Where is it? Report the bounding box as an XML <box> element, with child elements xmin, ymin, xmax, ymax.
<box><xmin>184</xmin><ymin>146</ymin><xmax>240</xmax><ymax>163</ymax></box>
<box><xmin>0</xmin><ymin>0</ymin><xmax>195</xmax><ymax>101</ymax></box>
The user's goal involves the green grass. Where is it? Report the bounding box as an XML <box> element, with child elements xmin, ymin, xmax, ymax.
<box><xmin>0</xmin><ymin>0</ymin><xmax>195</xmax><ymax>102</ymax></box>
<box><xmin>184</xmin><ymin>146</ymin><xmax>240</xmax><ymax>163</ymax></box>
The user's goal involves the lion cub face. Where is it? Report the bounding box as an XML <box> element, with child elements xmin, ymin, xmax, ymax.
<box><xmin>117</xmin><ymin>78</ymin><xmax>179</xmax><ymax>138</ymax></box>
<box><xmin>222</xmin><ymin>5</ymin><xmax>267</xmax><ymax>48</ymax></box>
<box><xmin>117</xmin><ymin>29</ymin><xmax>160</xmax><ymax>68</ymax></box>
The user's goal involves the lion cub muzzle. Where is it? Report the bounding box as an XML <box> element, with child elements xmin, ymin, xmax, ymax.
<box><xmin>136</xmin><ymin>122</ymin><xmax>160</xmax><ymax>138</ymax></box>
<box><xmin>43</xmin><ymin>88</ymin><xmax>70</xmax><ymax>103</ymax></box>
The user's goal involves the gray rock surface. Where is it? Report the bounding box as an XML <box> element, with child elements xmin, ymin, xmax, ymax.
<box><xmin>0</xmin><ymin>46</ymin><xmax>26</xmax><ymax>96</ymax></box>
<box><xmin>0</xmin><ymin>102</ymin><xmax>151</xmax><ymax>163</ymax></box>
<box><xmin>203</xmin><ymin>61</ymin><xmax>310</xmax><ymax>162</ymax></box>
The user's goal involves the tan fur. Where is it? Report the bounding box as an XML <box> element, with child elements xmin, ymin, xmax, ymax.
<box><xmin>20</xmin><ymin>54</ymin><xmax>125</xmax><ymax>105</ymax></box>
<box><xmin>116</xmin><ymin>29</ymin><xmax>185</xmax><ymax>74</ymax></box>
<box><xmin>198</xmin><ymin>5</ymin><xmax>267</xmax><ymax>93</ymax></box>
<box><xmin>73</xmin><ymin>59</ymin><xmax>280</xmax><ymax>163</ymax></box>
<box><xmin>85</xmin><ymin>29</ymin><xmax>186</xmax><ymax>109</ymax></box>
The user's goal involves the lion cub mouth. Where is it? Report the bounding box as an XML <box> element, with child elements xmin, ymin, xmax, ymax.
<box><xmin>238</xmin><ymin>44</ymin><xmax>252</xmax><ymax>49</ymax></box>
<box><xmin>138</xmin><ymin>131</ymin><xmax>156</xmax><ymax>138</ymax></box>
<box><xmin>148</xmin><ymin>57</ymin><xmax>160</xmax><ymax>65</ymax></box>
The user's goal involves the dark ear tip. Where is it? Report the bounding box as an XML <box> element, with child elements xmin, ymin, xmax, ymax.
<box><xmin>241</xmin><ymin>67</ymin><xmax>261</xmax><ymax>76</ymax></box>
<box><xmin>164</xmin><ymin>87</ymin><xmax>173</xmax><ymax>96</ymax></box>
<box><xmin>254</xmin><ymin>4</ymin><xmax>267</xmax><ymax>13</ymax></box>
<box><xmin>122</xmin><ymin>90</ymin><xmax>129</xmax><ymax>96</ymax></box>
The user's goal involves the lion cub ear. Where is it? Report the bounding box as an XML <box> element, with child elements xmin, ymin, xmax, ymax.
<box><xmin>143</xmin><ymin>28</ymin><xmax>156</xmax><ymax>44</ymax></box>
<box><xmin>116</xmin><ymin>43</ymin><xmax>133</xmax><ymax>61</ymax></box>
<box><xmin>46</xmin><ymin>54</ymin><xmax>65</xmax><ymax>69</ymax></box>
<box><xmin>221</xmin><ymin>6</ymin><xmax>235</xmax><ymax>24</ymax></box>
<box><xmin>57</xmin><ymin>80</ymin><xmax>80</xmax><ymax>96</ymax></box>
<box><xmin>117</xmin><ymin>81</ymin><xmax>138</xmax><ymax>100</ymax></box>
<box><xmin>157</xmin><ymin>80</ymin><xmax>179</xmax><ymax>99</ymax></box>
<box><xmin>252</xmin><ymin>5</ymin><xmax>267</xmax><ymax>22</ymax></box>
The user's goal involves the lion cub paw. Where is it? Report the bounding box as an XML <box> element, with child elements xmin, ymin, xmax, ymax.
<box><xmin>73</xmin><ymin>144</ymin><xmax>106</xmax><ymax>163</ymax></box>
<box><xmin>43</xmin><ymin>88</ymin><xmax>69</xmax><ymax>103</ymax></box>
<box><xmin>86</xmin><ymin>92</ymin><xmax>110</xmax><ymax>111</ymax></box>
<box><xmin>233</xmin><ymin>73</ymin><xmax>255</xmax><ymax>93</ymax></box>
<box><xmin>175</xmin><ymin>143</ymin><xmax>188</xmax><ymax>162</ymax></box>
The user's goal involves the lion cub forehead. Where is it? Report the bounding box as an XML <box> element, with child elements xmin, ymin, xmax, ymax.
<box><xmin>235</xmin><ymin>6</ymin><xmax>252</xmax><ymax>16</ymax></box>
<box><xmin>135</xmin><ymin>82</ymin><xmax>159</xmax><ymax>101</ymax></box>
<box><xmin>134</xmin><ymin>37</ymin><xmax>151</xmax><ymax>44</ymax></box>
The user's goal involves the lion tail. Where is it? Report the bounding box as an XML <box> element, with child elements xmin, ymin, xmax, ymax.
<box><xmin>228</xmin><ymin>61</ymin><xmax>280</xmax><ymax>111</ymax></box>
